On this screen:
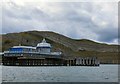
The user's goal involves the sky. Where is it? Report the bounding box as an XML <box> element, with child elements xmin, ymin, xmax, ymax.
<box><xmin>1</xmin><ymin>0</ymin><xmax>119</xmax><ymax>44</ymax></box>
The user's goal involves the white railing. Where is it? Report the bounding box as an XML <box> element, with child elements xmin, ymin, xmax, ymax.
<box><xmin>50</xmin><ymin>52</ymin><xmax>62</xmax><ymax>55</ymax></box>
<box><xmin>4</xmin><ymin>51</ymin><xmax>62</xmax><ymax>55</ymax></box>
<box><xmin>4</xmin><ymin>51</ymin><xmax>38</xmax><ymax>53</ymax></box>
<box><xmin>3</xmin><ymin>51</ymin><xmax>62</xmax><ymax>57</ymax></box>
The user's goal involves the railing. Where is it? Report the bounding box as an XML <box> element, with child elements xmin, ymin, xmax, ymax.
<box><xmin>4</xmin><ymin>51</ymin><xmax>62</xmax><ymax>55</ymax></box>
<box><xmin>3</xmin><ymin>51</ymin><xmax>62</xmax><ymax>58</ymax></box>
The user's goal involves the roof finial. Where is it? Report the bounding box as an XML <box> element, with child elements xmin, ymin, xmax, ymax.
<box><xmin>42</xmin><ymin>38</ymin><xmax>46</xmax><ymax>43</ymax></box>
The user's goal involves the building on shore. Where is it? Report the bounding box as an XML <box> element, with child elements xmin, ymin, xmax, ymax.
<box><xmin>2</xmin><ymin>38</ymin><xmax>99</xmax><ymax>66</ymax></box>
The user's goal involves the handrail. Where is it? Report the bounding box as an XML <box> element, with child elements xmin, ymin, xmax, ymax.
<box><xmin>4</xmin><ymin>51</ymin><xmax>62</xmax><ymax>55</ymax></box>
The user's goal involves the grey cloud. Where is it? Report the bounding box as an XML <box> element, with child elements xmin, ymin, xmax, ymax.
<box><xmin>96</xmin><ymin>27</ymin><xmax>118</xmax><ymax>42</ymax></box>
<box><xmin>1</xmin><ymin>2</ymin><xmax>118</xmax><ymax>44</ymax></box>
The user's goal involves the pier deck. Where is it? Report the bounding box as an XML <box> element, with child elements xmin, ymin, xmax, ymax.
<box><xmin>2</xmin><ymin>55</ymin><xmax>100</xmax><ymax>66</ymax></box>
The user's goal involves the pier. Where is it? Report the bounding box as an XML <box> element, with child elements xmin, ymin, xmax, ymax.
<box><xmin>75</xmin><ymin>57</ymin><xmax>99</xmax><ymax>66</ymax></box>
<box><xmin>2</xmin><ymin>38</ymin><xmax>100</xmax><ymax>66</ymax></box>
<box><xmin>2</xmin><ymin>55</ymin><xmax>99</xmax><ymax>66</ymax></box>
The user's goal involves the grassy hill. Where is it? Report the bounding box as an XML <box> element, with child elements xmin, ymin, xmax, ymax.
<box><xmin>1</xmin><ymin>31</ymin><xmax>119</xmax><ymax>64</ymax></box>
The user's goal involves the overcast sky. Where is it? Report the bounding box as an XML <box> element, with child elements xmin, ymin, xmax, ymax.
<box><xmin>1</xmin><ymin>0</ymin><xmax>118</xmax><ymax>44</ymax></box>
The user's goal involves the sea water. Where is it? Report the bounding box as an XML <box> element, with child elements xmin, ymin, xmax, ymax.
<box><xmin>1</xmin><ymin>64</ymin><xmax>119</xmax><ymax>82</ymax></box>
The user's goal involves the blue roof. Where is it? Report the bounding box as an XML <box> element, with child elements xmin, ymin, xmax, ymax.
<box><xmin>9</xmin><ymin>48</ymin><xmax>23</xmax><ymax>52</ymax></box>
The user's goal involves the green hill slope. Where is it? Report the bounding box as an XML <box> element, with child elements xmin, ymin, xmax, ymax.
<box><xmin>1</xmin><ymin>31</ymin><xmax>119</xmax><ymax>63</ymax></box>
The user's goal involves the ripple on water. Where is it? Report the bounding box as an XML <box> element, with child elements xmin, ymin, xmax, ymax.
<box><xmin>2</xmin><ymin>64</ymin><xmax>118</xmax><ymax>82</ymax></box>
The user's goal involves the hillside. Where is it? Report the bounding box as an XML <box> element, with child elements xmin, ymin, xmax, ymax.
<box><xmin>1</xmin><ymin>31</ymin><xmax>119</xmax><ymax>63</ymax></box>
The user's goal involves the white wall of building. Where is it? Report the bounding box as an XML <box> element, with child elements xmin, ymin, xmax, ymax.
<box><xmin>37</xmin><ymin>47</ymin><xmax>51</xmax><ymax>53</ymax></box>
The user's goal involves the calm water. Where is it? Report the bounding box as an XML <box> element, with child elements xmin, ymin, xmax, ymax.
<box><xmin>1</xmin><ymin>64</ymin><xmax>119</xmax><ymax>82</ymax></box>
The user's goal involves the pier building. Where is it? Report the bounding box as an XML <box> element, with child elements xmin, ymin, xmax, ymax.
<box><xmin>2</xmin><ymin>39</ymin><xmax>99</xmax><ymax>66</ymax></box>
